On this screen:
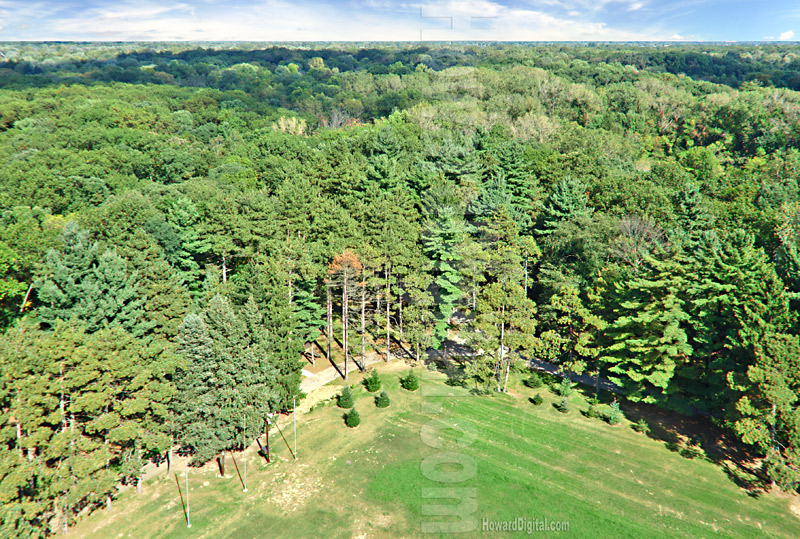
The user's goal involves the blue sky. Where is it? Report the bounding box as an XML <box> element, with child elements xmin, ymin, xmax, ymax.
<box><xmin>0</xmin><ymin>1</ymin><xmax>798</xmax><ymax>42</ymax></box>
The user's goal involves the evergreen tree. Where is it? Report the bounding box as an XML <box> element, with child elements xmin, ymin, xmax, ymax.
<box><xmin>36</xmin><ymin>222</ymin><xmax>148</xmax><ymax>335</ymax></box>
<box><xmin>673</xmin><ymin>182</ymin><xmax>714</xmax><ymax>242</ymax></box>
<box><xmin>604</xmin><ymin>248</ymin><xmax>692</xmax><ymax>403</ymax></box>
<box><xmin>683</xmin><ymin>230</ymin><xmax>793</xmax><ymax>416</ymax></box>
<box><xmin>423</xmin><ymin>203</ymin><xmax>469</xmax><ymax>350</ymax></box>
<box><xmin>536</xmin><ymin>177</ymin><xmax>593</xmax><ymax>235</ymax></box>
<box><xmin>0</xmin><ymin>321</ymin><xmax>174</xmax><ymax>535</ymax></box>
<box><xmin>733</xmin><ymin>333</ymin><xmax>800</xmax><ymax>491</ymax></box>
<box><xmin>375</xmin><ymin>391</ymin><xmax>391</xmax><ymax>408</ymax></box>
<box><xmin>337</xmin><ymin>385</ymin><xmax>354</xmax><ymax>408</ymax></box>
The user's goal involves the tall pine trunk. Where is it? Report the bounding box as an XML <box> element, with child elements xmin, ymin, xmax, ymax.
<box><xmin>342</xmin><ymin>269</ymin><xmax>349</xmax><ymax>381</ymax></box>
<box><xmin>385</xmin><ymin>264</ymin><xmax>391</xmax><ymax>362</ymax></box>
<box><xmin>326</xmin><ymin>284</ymin><xmax>332</xmax><ymax>366</ymax></box>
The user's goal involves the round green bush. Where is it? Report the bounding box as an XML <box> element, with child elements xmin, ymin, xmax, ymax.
<box><xmin>345</xmin><ymin>408</ymin><xmax>360</xmax><ymax>428</ymax></box>
<box><xmin>523</xmin><ymin>374</ymin><xmax>543</xmax><ymax>389</ymax></box>
<box><xmin>529</xmin><ymin>393</ymin><xmax>544</xmax><ymax>405</ymax></box>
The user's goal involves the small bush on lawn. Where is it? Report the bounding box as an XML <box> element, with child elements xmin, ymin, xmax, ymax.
<box><xmin>529</xmin><ymin>393</ymin><xmax>544</xmax><ymax>405</ymax></box>
<box><xmin>523</xmin><ymin>374</ymin><xmax>543</xmax><ymax>389</ymax></box>
<box><xmin>606</xmin><ymin>400</ymin><xmax>622</xmax><ymax>425</ymax></box>
<box><xmin>400</xmin><ymin>370</ymin><xmax>419</xmax><ymax>391</ymax></box>
<box><xmin>556</xmin><ymin>397</ymin><xmax>570</xmax><ymax>413</ymax></box>
<box><xmin>363</xmin><ymin>369</ymin><xmax>381</xmax><ymax>392</ymax></box>
<box><xmin>345</xmin><ymin>408</ymin><xmax>360</xmax><ymax>428</ymax></box>
<box><xmin>375</xmin><ymin>391</ymin><xmax>390</xmax><ymax>408</ymax></box>
<box><xmin>632</xmin><ymin>418</ymin><xmax>650</xmax><ymax>434</ymax></box>
<box><xmin>584</xmin><ymin>405</ymin><xmax>600</xmax><ymax>419</ymax></box>
<box><xmin>337</xmin><ymin>386</ymin><xmax>354</xmax><ymax>409</ymax></box>
<box><xmin>557</xmin><ymin>378</ymin><xmax>575</xmax><ymax>397</ymax></box>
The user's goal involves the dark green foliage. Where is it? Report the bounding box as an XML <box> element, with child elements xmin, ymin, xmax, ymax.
<box><xmin>400</xmin><ymin>370</ymin><xmax>419</xmax><ymax>391</ymax></box>
<box><xmin>530</xmin><ymin>393</ymin><xmax>544</xmax><ymax>406</ymax></box>
<box><xmin>344</xmin><ymin>408</ymin><xmax>361</xmax><ymax>428</ymax></box>
<box><xmin>375</xmin><ymin>391</ymin><xmax>391</xmax><ymax>408</ymax></box>
<box><xmin>363</xmin><ymin>369</ymin><xmax>382</xmax><ymax>392</ymax></box>
<box><xmin>337</xmin><ymin>385</ymin><xmax>354</xmax><ymax>409</ymax></box>
<box><xmin>585</xmin><ymin>405</ymin><xmax>600</xmax><ymax>418</ymax></box>
<box><xmin>523</xmin><ymin>373</ymin><xmax>543</xmax><ymax>389</ymax></box>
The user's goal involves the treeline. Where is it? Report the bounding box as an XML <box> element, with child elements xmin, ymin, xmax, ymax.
<box><xmin>1</xmin><ymin>43</ymin><xmax>800</xmax><ymax>535</ymax></box>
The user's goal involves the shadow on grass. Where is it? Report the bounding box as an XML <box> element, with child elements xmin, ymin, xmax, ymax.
<box><xmin>618</xmin><ymin>400</ymin><xmax>769</xmax><ymax>498</ymax></box>
<box><xmin>174</xmin><ymin>473</ymin><xmax>188</xmax><ymax>526</ymax></box>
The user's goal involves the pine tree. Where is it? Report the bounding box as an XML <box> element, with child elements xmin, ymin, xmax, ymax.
<box><xmin>423</xmin><ymin>203</ymin><xmax>469</xmax><ymax>351</ymax></box>
<box><xmin>165</xmin><ymin>196</ymin><xmax>210</xmax><ymax>294</ymax></box>
<box><xmin>684</xmin><ymin>230</ymin><xmax>793</xmax><ymax>417</ymax></box>
<box><xmin>36</xmin><ymin>222</ymin><xmax>148</xmax><ymax>336</ymax></box>
<box><xmin>604</xmin><ymin>247</ymin><xmax>692</xmax><ymax>403</ymax></box>
<box><xmin>0</xmin><ymin>321</ymin><xmax>174</xmax><ymax>535</ymax></box>
<box><xmin>375</xmin><ymin>391</ymin><xmax>391</xmax><ymax>408</ymax></box>
<box><xmin>466</xmin><ymin>208</ymin><xmax>537</xmax><ymax>391</ymax></box>
<box><xmin>673</xmin><ymin>182</ymin><xmax>714</xmax><ymax>241</ymax></box>
<box><xmin>733</xmin><ymin>333</ymin><xmax>800</xmax><ymax>491</ymax></box>
<box><xmin>536</xmin><ymin>177</ymin><xmax>593</xmax><ymax>235</ymax></box>
<box><xmin>337</xmin><ymin>386</ymin><xmax>354</xmax><ymax>408</ymax></box>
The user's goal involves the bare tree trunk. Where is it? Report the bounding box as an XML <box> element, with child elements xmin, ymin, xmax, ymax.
<box><xmin>343</xmin><ymin>269</ymin><xmax>349</xmax><ymax>381</ymax></box>
<box><xmin>399</xmin><ymin>297</ymin><xmax>403</xmax><ymax>342</ymax></box>
<box><xmin>218</xmin><ymin>452</ymin><xmax>225</xmax><ymax>477</ymax></box>
<box><xmin>222</xmin><ymin>255</ymin><xmax>227</xmax><ymax>283</ymax></box>
<box><xmin>326</xmin><ymin>284</ymin><xmax>332</xmax><ymax>365</ymax></box>
<box><xmin>361</xmin><ymin>279</ymin><xmax>366</xmax><ymax>369</ymax></box>
<box><xmin>502</xmin><ymin>307</ymin><xmax>511</xmax><ymax>393</ymax></box>
<box><xmin>385</xmin><ymin>265</ymin><xmax>391</xmax><ymax>362</ymax></box>
<box><xmin>524</xmin><ymin>257</ymin><xmax>529</xmax><ymax>297</ymax></box>
<box><xmin>310</xmin><ymin>339</ymin><xmax>315</xmax><ymax>367</ymax></box>
<box><xmin>19</xmin><ymin>280</ymin><xmax>34</xmax><ymax>313</ymax></box>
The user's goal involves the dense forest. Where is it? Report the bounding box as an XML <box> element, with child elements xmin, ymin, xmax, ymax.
<box><xmin>2</xmin><ymin>42</ymin><xmax>800</xmax><ymax>536</ymax></box>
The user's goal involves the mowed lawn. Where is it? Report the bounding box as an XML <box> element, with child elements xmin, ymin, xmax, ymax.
<box><xmin>73</xmin><ymin>364</ymin><xmax>800</xmax><ymax>538</ymax></box>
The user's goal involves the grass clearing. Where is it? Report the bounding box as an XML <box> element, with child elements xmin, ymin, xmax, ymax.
<box><xmin>73</xmin><ymin>364</ymin><xmax>800</xmax><ymax>538</ymax></box>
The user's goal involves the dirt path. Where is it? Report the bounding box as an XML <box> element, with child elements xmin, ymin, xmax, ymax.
<box><xmin>300</xmin><ymin>351</ymin><xmax>392</xmax><ymax>394</ymax></box>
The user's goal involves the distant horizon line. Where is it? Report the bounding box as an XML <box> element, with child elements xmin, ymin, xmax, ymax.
<box><xmin>1</xmin><ymin>40</ymin><xmax>799</xmax><ymax>45</ymax></box>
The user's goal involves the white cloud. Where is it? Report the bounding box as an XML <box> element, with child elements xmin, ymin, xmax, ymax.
<box><xmin>629</xmin><ymin>2</ymin><xmax>644</xmax><ymax>11</ymax></box>
<box><xmin>779</xmin><ymin>30</ymin><xmax>795</xmax><ymax>40</ymax></box>
<box><xmin>0</xmin><ymin>0</ymin><xmax>679</xmax><ymax>41</ymax></box>
<box><xmin>669</xmin><ymin>33</ymin><xmax>684</xmax><ymax>40</ymax></box>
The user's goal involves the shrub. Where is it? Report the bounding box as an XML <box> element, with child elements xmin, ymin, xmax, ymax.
<box><xmin>363</xmin><ymin>369</ymin><xmax>382</xmax><ymax>392</ymax></box>
<box><xmin>606</xmin><ymin>400</ymin><xmax>622</xmax><ymax>425</ymax></box>
<box><xmin>529</xmin><ymin>393</ymin><xmax>544</xmax><ymax>405</ymax></box>
<box><xmin>375</xmin><ymin>391</ymin><xmax>390</xmax><ymax>408</ymax></box>
<box><xmin>336</xmin><ymin>385</ymin><xmax>354</xmax><ymax>409</ymax></box>
<box><xmin>556</xmin><ymin>378</ymin><xmax>575</xmax><ymax>397</ymax></box>
<box><xmin>523</xmin><ymin>373</ymin><xmax>543</xmax><ymax>389</ymax></box>
<box><xmin>632</xmin><ymin>418</ymin><xmax>650</xmax><ymax>434</ymax></box>
<box><xmin>400</xmin><ymin>370</ymin><xmax>419</xmax><ymax>391</ymax></box>
<box><xmin>344</xmin><ymin>408</ymin><xmax>360</xmax><ymax>428</ymax></box>
<box><xmin>556</xmin><ymin>397</ymin><xmax>570</xmax><ymax>413</ymax></box>
<box><xmin>585</xmin><ymin>405</ymin><xmax>599</xmax><ymax>419</ymax></box>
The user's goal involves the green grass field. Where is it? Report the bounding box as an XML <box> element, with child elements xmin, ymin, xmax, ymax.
<box><xmin>72</xmin><ymin>364</ymin><xmax>800</xmax><ymax>538</ymax></box>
